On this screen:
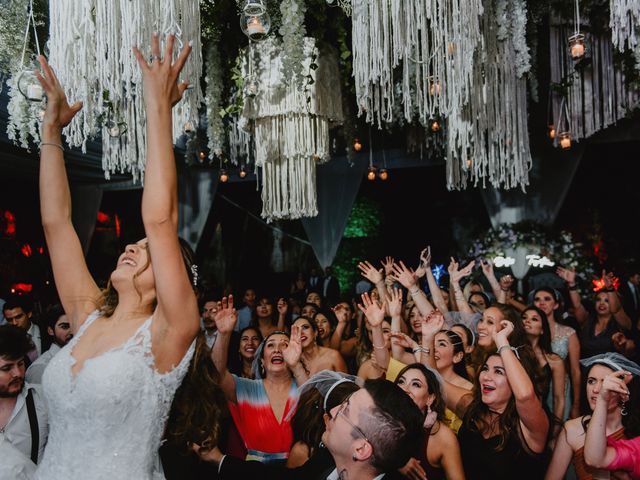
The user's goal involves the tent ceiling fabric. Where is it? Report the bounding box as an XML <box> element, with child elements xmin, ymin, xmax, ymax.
<box><xmin>301</xmin><ymin>156</ymin><xmax>368</xmax><ymax>269</ymax></box>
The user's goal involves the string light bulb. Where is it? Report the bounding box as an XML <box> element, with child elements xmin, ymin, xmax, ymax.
<box><xmin>353</xmin><ymin>138</ymin><xmax>362</xmax><ymax>152</ymax></box>
<box><xmin>239</xmin><ymin>166</ymin><xmax>248</xmax><ymax>178</ymax></box>
<box><xmin>366</xmin><ymin>166</ymin><xmax>376</xmax><ymax>181</ymax></box>
<box><xmin>219</xmin><ymin>168</ymin><xmax>229</xmax><ymax>182</ymax></box>
<box><xmin>378</xmin><ymin>168</ymin><xmax>389</xmax><ymax>181</ymax></box>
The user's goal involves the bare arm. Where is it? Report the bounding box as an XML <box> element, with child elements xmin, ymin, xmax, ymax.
<box><xmin>544</xmin><ymin>425</ymin><xmax>575</xmax><ymax>480</ymax></box>
<box><xmin>133</xmin><ymin>35</ymin><xmax>199</xmax><ymax>347</ymax></box>
<box><xmin>557</xmin><ymin>267</ymin><xmax>589</xmax><ymax>324</ymax></box>
<box><xmin>36</xmin><ymin>57</ymin><xmax>100</xmax><ymax>330</ymax></box>
<box><xmin>437</xmin><ymin>426</ymin><xmax>466</xmax><ymax>480</ymax></box>
<box><xmin>567</xmin><ymin>332</ymin><xmax>582</xmax><ymax>419</ymax></box>
<box><xmin>480</xmin><ymin>260</ymin><xmax>503</xmax><ymax>302</ymax></box>
<box><xmin>584</xmin><ymin>371</ymin><xmax>633</xmax><ymax>469</ymax></box>
<box><xmin>495</xmin><ymin>321</ymin><xmax>549</xmax><ymax>453</ymax></box>
<box><xmin>549</xmin><ymin>355</ymin><xmax>566</xmax><ymax>425</ymax></box>
<box><xmin>276</xmin><ymin>298</ymin><xmax>288</xmax><ymax>331</ymax></box>
<box><xmin>449</xmin><ymin>259</ymin><xmax>474</xmax><ymax>315</ymax></box>
<box><xmin>358</xmin><ymin>293</ymin><xmax>390</xmax><ymax>371</ymax></box>
<box><xmin>391</xmin><ymin>261</ymin><xmax>434</xmax><ymax>317</ymax></box>
<box><xmin>358</xmin><ymin>261</ymin><xmax>389</xmax><ymax>303</ymax></box>
<box><xmin>210</xmin><ymin>297</ymin><xmax>238</xmax><ymax>403</ymax></box>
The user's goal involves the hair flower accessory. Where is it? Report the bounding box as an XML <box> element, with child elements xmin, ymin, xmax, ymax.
<box><xmin>190</xmin><ymin>264</ymin><xmax>199</xmax><ymax>287</ymax></box>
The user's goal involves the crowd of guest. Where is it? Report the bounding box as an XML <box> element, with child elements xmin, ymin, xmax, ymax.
<box><xmin>2</xmin><ymin>249</ymin><xmax>640</xmax><ymax>479</ymax></box>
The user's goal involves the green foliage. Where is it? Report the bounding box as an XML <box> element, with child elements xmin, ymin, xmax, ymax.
<box><xmin>343</xmin><ymin>197</ymin><xmax>381</xmax><ymax>239</ymax></box>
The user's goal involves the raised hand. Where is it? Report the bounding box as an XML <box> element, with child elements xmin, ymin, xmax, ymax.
<box><xmin>499</xmin><ymin>274</ymin><xmax>514</xmax><ymax>292</ymax></box>
<box><xmin>214</xmin><ymin>295</ymin><xmax>237</xmax><ymax>334</ymax></box>
<box><xmin>599</xmin><ymin>371</ymin><xmax>632</xmax><ymax>402</ymax></box>
<box><xmin>390</xmin><ymin>332</ymin><xmax>418</xmax><ymax>351</ymax></box>
<box><xmin>132</xmin><ymin>33</ymin><xmax>192</xmax><ymax>108</ymax></box>
<box><xmin>451</xmin><ymin>260</ymin><xmax>474</xmax><ymax>284</ymax></box>
<box><xmin>480</xmin><ymin>258</ymin><xmax>494</xmax><ymax>278</ymax></box>
<box><xmin>35</xmin><ymin>56</ymin><xmax>83</xmax><ymax>129</ymax></box>
<box><xmin>390</xmin><ymin>261</ymin><xmax>418</xmax><ymax>290</ymax></box>
<box><xmin>421</xmin><ymin>309</ymin><xmax>444</xmax><ymax>338</ymax></box>
<box><xmin>556</xmin><ymin>266</ymin><xmax>577</xmax><ymax>285</ymax></box>
<box><xmin>357</xmin><ymin>292</ymin><xmax>386</xmax><ymax>328</ymax></box>
<box><xmin>415</xmin><ymin>247</ymin><xmax>431</xmax><ymax>279</ymax></box>
<box><xmin>332</xmin><ymin>304</ymin><xmax>350</xmax><ymax>324</ymax></box>
<box><xmin>381</xmin><ymin>256</ymin><xmax>395</xmax><ymax>277</ymax></box>
<box><xmin>493</xmin><ymin>319</ymin><xmax>514</xmax><ymax>348</ymax></box>
<box><xmin>358</xmin><ymin>260</ymin><xmax>384</xmax><ymax>284</ymax></box>
<box><xmin>277</xmin><ymin>297</ymin><xmax>288</xmax><ymax>316</ymax></box>
<box><xmin>388</xmin><ymin>287</ymin><xmax>403</xmax><ymax>318</ymax></box>
<box><xmin>399</xmin><ymin>457</ymin><xmax>426</xmax><ymax>480</ymax></box>
<box><xmin>283</xmin><ymin>324</ymin><xmax>303</xmax><ymax>368</ymax></box>
<box><xmin>602</xmin><ymin>270</ymin><xmax>616</xmax><ymax>289</ymax></box>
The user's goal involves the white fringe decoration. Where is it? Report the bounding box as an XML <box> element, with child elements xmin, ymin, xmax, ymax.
<box><xmin>205</xmin><ymin>43</ymin><xmax>224</xmax><ymax>159</ymax></box>
<box><xmin>241</xmin><ymin>37</ymin><xmax>343</xmax><ymax>221</ymax></box>
<box><xmin>448</xmin><ymin>0</ymin><xmax>533</xmax><ymax>191</ymax></box>
<box><xmin>610</xmin><ymin>0</ymin><xmax>640</xmax><ymax>70</ymax></box>
<box><xmin>350</xmin><ymin>0</ymin><xmax>531</xmax><ymax>190</ymax></box>
<box><xmin>550</xmin><ymin>22</ymin><xmax>640</xmax><ymax>142</ymax></box>
<box><xmin>47</xmin><ymin>0</ymin><xmax>203</xmax><ymax>182</ymax></box>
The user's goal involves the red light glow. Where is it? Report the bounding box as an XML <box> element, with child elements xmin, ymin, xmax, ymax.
<box><xmin>21</xmin><ymin>244</ymin><xmax>32</xmax><ymax>257</ymax></box>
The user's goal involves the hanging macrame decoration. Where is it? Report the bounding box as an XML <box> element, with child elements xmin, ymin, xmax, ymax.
<box><xmin>610</xmin><ymin>0</ymin><xmax>640</xmax><ymax>70</ymax></box>
<box><xmin>549</xmin><ymin>21</ymin><xmax>640</xmax><ymax>142</ymax></box>
<box><xmin>241</xmin><ymin>37</ymin><xmax>343</xmax><ymax>221</ymax></box>
<box><xmin>448</xmin><ymin>0</ymin><xmax>533</xmax><ymax>191</ymax></box>
<box><xmin>47</xmin><ymin>0</ymin><xmax>203</xmax><ymax>181</ymax></box>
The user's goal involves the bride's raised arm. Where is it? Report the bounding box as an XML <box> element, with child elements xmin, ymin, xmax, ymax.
<box><xmin>132</xmin><ymin>34</ymin><xmax>200</xmax><ymax>355</ymax></box>
<box><xmin>36</xmin><ymin>57</ymin><xmax>100</xmax><ymax>332</ymax></box>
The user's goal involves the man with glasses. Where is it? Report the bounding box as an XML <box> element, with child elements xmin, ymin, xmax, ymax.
<box><xmin>195</xmin><ymin>378</ymin><xmax>423</xmax><ymax>479</ymax></box>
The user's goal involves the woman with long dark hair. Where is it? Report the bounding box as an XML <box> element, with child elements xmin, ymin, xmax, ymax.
<box><xmin>33</xmin><ymin>36</ymin><xmax>200</xmax><ymax>479</ymax></box>
<box><xmin>522</xmin><ymin>305</ymin><xmax>567</xmax><ymax>424</ymax></box>
<box><xmin>545</xmin><ymin>353</ymin><xmax>640</xmax><ymax>479</ymax></box>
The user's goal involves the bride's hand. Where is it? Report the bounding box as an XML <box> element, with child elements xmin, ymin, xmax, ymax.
<box><xmin>132</xmin><ymin>33</ymin><xmax>191</xmax><ymax>108</ymax></box>
<box><xmin>35</xmin><ymin>56</ymin><xmax>83</xmax><ymax>129</ymax></box>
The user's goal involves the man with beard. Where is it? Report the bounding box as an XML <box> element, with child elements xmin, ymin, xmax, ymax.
<box><xmin>0</xmin><ymin>325</ymin><xmax>48</xmax><ymax>477</ymax></box>
<box><xmin>26</xmin><ymin>305</ymin><xmax>73</xmax><ymax>384</ymax></box>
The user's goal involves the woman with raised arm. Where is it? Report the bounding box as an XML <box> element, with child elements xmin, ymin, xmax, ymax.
<box><xmin>34</xmin><ymin>35</ymin><xmax>200</xmax><ymax>479</ymax></box>
<box><xmin>212</xmin><ymin>296</ymin><xmax>307</xmax><ymax>464</ymax></box>
<box><xmin>557</xmin><ymin>267</ymin><xmax>632</xmax><ymax>359</ymax></box>
<box><xmin>291</xmin><ymin>315</ymin><xmax>347</xmax><ymax>376</ymax></box>
<box><xmin>451</xmin><ymin>320</ymin><xmax>550</xmax><ymax>479</ymax></box>
<box><xmin>545</xmin><ymin>353</ymin><xmax>640</xmax><ymax>480</ymax></box>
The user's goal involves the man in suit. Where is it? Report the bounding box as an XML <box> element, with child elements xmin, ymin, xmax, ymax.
<box><xmin>322</xmin><ymin>267</ymin><xmax>341</xmax><ymax>307</ymax></box>
<box><xmin>618</xmin><ymin>266</ymin><xmax>640</xmax><ymax>329</ymax></box>
<box><xmin>195</xmin><ymin>379</ymin><xmax>424</xmax><ymax>480</ymax></box>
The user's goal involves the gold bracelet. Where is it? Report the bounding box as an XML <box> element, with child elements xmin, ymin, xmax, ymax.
<box><xmin>40</xmin><ymin>142</ymin><xmax>64</xmax><ymax>152</ymax></box>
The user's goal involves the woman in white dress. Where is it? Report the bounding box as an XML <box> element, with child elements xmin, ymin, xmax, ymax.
<box><xmin>34</xmin><ymin>34</ymin><xmax>200</xmax><ymax>479</ymax></box>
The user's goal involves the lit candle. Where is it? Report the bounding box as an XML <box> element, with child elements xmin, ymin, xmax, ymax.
<box><xmin>430</xmin><ymin>120</ymin><xmax>440</xmax><ymax>132</ymax></box>
<box><xmin>559</xmin><ymin>133</ymin><xmax>571</xmax><ymax>149</ymax></box>
<box><xmin>367</xmin><ymin>169</ymin><xmax>376</xmax><ymax>181</ymax></box>
<box><xmin>27</xmin><ymin>83</ymin><xmax>44</xmax><ymax>101</ymax></box>
<box><xmin>246</xmin><ymin>16</ymin><xmax>265</xmax><ymax>37</ymax></box>
<box><xmin>548</xmin><ymin>125</ymin><xmax>556</xmax><ymax>139</ymax></box>
<box><xmin>108</xmin><ymin>125</ymin><xmax>121</xmax><ymax>137</ymax></box>
<box><xmin>570</xmin><ymin>42</ymin><xmax>585</xmax><ymax>59</ymax></box>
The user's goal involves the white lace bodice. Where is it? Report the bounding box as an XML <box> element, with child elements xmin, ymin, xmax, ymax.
<box><xmin>36</xmin><ymin>311</ymin><xmax>194</xmax><ymax>480</ymax></box>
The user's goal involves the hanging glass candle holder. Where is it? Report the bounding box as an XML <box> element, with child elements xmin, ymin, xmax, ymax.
<box><xmin>378</xmin><ymin>168</ymin><xmax>389</xmax><ymax>181</ymax></box>
<box><xmin>239</xmin><ymin>165</ymin><xmax>248</xmax><ymax>178</ymax></box>
<box><xmin>366</xmin><ymin>166</ymin><xmax>376</xmax><ymax>181</ymax></box>
<box><xmin>183</xmin><ymin>121</ymin><xmax>196</xmax><ymax>134</ymax></box>
<box><xmin>353</xmin><ymin>138</ymin><xmax>362</xmax><ymax>152</ymax></box>
<box><xmin>548</xmin><ymin>124</ymin><xmax>556</xmax><ymax>140</ymax></box>
<box><xmin>106</xmin><ymin>120</ymin><xmax>127</xmax><ymax>138</ymax></box>
<box><xmin>219</xmin><ymin>168</ymin><xmax>229</xmax><ymax>183</ymax></box>
<box><xmin>243</xmin><ymin>0</ymin><xmax>267</xmax><ymax>15</ymax></box>
<box><xmin>558</xmin><ymin>131</ymin><xmax>572</xmax><ymax>149</ymax></box>
<box><xmin>17</xmin><ymin>70</ymin><xmax>44</xmax><ymax>102</ymax></box>
<box><xmin>430</xmin><ymin>118</ymin><xmax>441</xmax><ymax>132</ymax></box>
<box><xmin>240</xmin><ymin>11</ymin><xmax>271</xmax><ymax>42</ymax></box>
<box><xmin>568</xmin><ymin>33</ymin><xmax>585</xmax><ymax>60</ymax></box>
<box><xmin>243</xmin><ymin>75</ymin><xmax>260</xmax><ymax>98</ymax></box>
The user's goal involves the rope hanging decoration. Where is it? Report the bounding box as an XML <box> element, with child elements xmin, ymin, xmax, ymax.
<box><xmin>47</xmin><ymin>0</ymin><xmax>203</xmax><ymax>182</ymax></box>
<box><xmin>241</xmin><ymin>37</ymin><xmax>343</xmax><ymax>222</ymax></box>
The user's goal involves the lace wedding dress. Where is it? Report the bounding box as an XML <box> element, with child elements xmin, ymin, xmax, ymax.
<box><xmin>35</xmin><ymin>311</ymin><xmax>194</xmax><ymax>479</ymax></box>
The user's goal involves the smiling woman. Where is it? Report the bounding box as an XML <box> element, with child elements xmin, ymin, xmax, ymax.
<box><xmin>33</xmin><ymin>34</ymin><xmax>202</xmax><ymax>479</ymax></box>
<box><xmin>293</xmin><ymin>316</ymin><xmax>347</xmax><ymax>377</ymax></box>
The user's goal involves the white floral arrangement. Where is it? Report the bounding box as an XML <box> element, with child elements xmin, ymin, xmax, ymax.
<box><xmin>204</xmin><ymin>43</ymin><xmax>225</xmax><ymax>159</ymax></box>
<box><xmin>468</xmin><ymin>222</ymin><xmax>595</xmax><ymax>279</ymax></box>
<box><xmin>6</xmin><ymin>74</ymin><xmax>42</xmax><ymax>149</ymax></box>
<box><xmin>279</xmin><ymin>0</ymin><xmax>307</xmax><ymax>89</ymax></box>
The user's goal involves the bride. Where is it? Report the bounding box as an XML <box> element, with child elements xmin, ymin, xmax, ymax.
<box><xmin>34</xmin><ymin>34</ymin><xmax>200</xmax><ymax>479</ymax></box>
